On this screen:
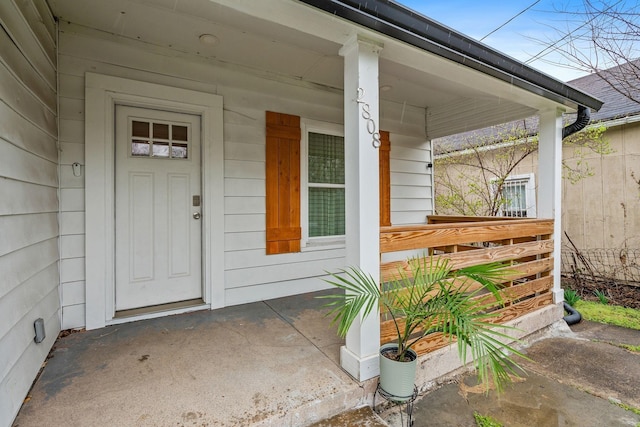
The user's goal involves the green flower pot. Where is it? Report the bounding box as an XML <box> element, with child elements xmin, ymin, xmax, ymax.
<box><xmin>379</xmin><ymin>343</ymin><xmax>417</xmax><ymax>401</ymax></box>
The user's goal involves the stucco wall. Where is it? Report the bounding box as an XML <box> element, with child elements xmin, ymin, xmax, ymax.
<box><xmin>559</xmin><ymin>121</ymin><xmax>640</xmax><ymax>251</ymax></box>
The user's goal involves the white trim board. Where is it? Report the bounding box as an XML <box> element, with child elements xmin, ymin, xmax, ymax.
<box><xmin>84</xmin><ymin>73</ymin><xmax>224</xmax><ymax>330</ymax></box>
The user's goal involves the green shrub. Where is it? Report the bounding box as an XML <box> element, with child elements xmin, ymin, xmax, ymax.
<box><xmin>593</xmin><ymin>289</ymin><xmax>609</xmax><ymax>305</ymax></box>
<box><xmin>564</xmin><ymin>289</ymin><xmax>581</xmax><ymax>307</ymax></box>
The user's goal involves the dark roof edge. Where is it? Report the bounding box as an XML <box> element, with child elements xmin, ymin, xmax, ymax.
<box><xmin>300</xmin><ymin>0</ymin><xmax>604</xmax><ymax>111</ymax></box>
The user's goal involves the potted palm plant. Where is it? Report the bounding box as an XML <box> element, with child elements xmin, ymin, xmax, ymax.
<box><xmin>322</xmin><ymin>256</ymin><xmax>527</xmax><ymax>400</ymax></box>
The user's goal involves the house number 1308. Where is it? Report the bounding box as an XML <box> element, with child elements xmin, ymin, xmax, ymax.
<box><xmin>356</xmin><ymin>88</ymin><xmax>382</xmax><ymax>148</ymax></box>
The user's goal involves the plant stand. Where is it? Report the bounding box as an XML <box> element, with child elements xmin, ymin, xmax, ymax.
<box><xmin>373</xmin><ymin>381</ymin><xmax>418</xmax><ymax>427</ymax></box>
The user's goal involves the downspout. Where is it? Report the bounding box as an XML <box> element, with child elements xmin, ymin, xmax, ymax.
<box><xmin>562</xmin><ymin>105</ymin><xmax>590</xmax><ymax>139</ymax></box>
<box><xmin>561</xmin><ymin>105</ymin><xmax>589</xmax><ymax>325</ymax></box>
<box><xmin>563</xmin><ymin>302</ymin><xmax>582</xmax><ymax>325</ymax></box>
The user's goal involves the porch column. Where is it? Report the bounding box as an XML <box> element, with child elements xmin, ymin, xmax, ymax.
<box><xmin>339</xmin><ymin>35</ymin><xmax>383</xmax><ymax>381</ymax></box>
<box><xmin>538</xmin><ymin>108</ymin><xmax>564</xmax><ymax>304</ymax></box>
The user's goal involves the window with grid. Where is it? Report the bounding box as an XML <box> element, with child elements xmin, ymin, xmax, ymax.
<box><xmin>502</xmin><ymin>178</ymin><xmax>527</xmax><ymax>217</ymax></box>
<box><xmin>130</xmin><ymin>119</ymin><xmax>189</xmax><ymax>159</ymax></box>
<box><xmin>307</xmin><ymin>131</ymin><xmax>345</xmax><ymax>239</ymax></box>
<box><xmin>498</xmin><ymin>174</ymin><xmax>536</xmax><ymax>218</ymax></box>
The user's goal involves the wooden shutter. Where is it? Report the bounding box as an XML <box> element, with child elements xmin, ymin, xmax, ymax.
<box><xmin>379</xmin><ymin>130</ymin><xmax>391</xmax><ymax>227</ymax></box>
<box><xmin>265</xmin><ymin>111</ymin><xmax>301</xmax><ymax>254</ymax></box>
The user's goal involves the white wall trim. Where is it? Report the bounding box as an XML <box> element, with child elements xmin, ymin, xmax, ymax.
<box><xmin>84</xmin><ymin>73</ymin><xmax>224</xmax><ymax>330</ymax></box>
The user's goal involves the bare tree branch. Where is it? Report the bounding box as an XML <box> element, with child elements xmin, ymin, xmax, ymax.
<box><xmin>434</xmin><ymin>123</ymin><xmax>610</xmax><ymax>217</ymax></box>
<box><xmin>534</xmin><ymin>0</ymin><xmax>640</xmax><ymax>104</ymax></box>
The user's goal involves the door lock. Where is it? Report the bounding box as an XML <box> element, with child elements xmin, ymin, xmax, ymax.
<box><xmin>193</xmin><ymin>212</ymin><xmax>201</xmax><ymax>219</ymax></box>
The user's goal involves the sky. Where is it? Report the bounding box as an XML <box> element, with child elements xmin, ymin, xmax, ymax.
<box><xmin>397</xmin><ymin>0</ymin><xmax>590</xmax><ymax>82</ymax></box>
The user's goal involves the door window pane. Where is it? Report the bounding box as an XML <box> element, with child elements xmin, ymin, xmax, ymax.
<box><xmin>130</xmin><ymin>119</ymin><xmax>190</xmax><ymax>159</ymax></box>
<box><xmin>132</xmin><ymin>140</ymin><xmax>150</xmax><ymax>156</ymax></box>
<box><xmin>153</xmin><ymin>123</ymin><xmax>169</xmax><ymax>139</ymax></box>
<box><xmin>132</xmin><ymin>121</ymin><xmax>149</xmax><ymax>138</ymax></box>
<box><xmin>152</xmin><ymin>142</ymin><xmax>170</xmax><ymax>158</ymax></box>
<box><xmin>171</xmin><ymin>143</ymin><xmax>188</xmax><ymax>159</ymax></box>
<box><xmin>172</xmin><ymin>125</ymin><xmax>188</xmax><ymax>141</ymax></box>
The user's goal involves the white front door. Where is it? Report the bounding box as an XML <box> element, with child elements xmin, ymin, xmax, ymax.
<box><xmin>115</xmin><ymin>105</ymin><xmax>202</xmax><ymax>311</ymax></box>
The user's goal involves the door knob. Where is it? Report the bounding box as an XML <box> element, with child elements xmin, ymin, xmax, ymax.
<box><xmin>193</xmin><ymin>212</ymin><xmax>201</xmax><ymax>219</ymax></box>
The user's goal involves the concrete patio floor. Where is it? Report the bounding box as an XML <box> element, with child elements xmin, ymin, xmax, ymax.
<box><xmin>12</xmin><ymin>290</ymin><xmax>640</xmax><ymax>427</ymax></box>
<box><xmin>378</xmin><ymin>320</ymin><xmax>640</xmax><ymax>427</ymax></box>
<box><xmin>311</xmin><ymin>320</ymin><xmax>640</xmax><ymax>427</ymax></box>
<box><xmin>13</xmin><ymin>289</ymin><xmax>376</xmax><ymax>426</ymax></box>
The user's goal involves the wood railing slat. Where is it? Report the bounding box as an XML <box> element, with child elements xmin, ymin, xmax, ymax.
<box><xmin>381</xmin><ymin>220</ymin><xmax>554</xmax><ymax>253</ymax></box>
<box><xmin>382</xmin><ymin>293</ymin><xmax>554</xmax><ymax>354</ymax></box>
<box><xmin>378</xmin><ymin>216</ymin><xmax>556</xmax><ymax>357</ymax></box>
<box><xmin>428</xmin><ymin>215</ymin><xmax>522</xmax><ymax>224</ymax></box>
<box><xmin>379</xmin><ymin>276</ymin><xmax>553</xmax><ymax>343</ymax></box>
<box><xmin>380</xmin><ymin>239</ymin><xmax>553</xmax><ymax>282</ymax></box>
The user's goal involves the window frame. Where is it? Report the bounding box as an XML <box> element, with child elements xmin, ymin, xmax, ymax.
<box><xmin>300</xmin><ymin>119</ymin><xmax>346</xmax><ymax>249</ymax></box>
<box><xmin>494</xmin><ymin>173</ymin><xmax>537</xmax><ymax>218</ymax></box>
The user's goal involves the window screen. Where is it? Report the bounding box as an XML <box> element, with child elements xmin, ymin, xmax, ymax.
<box><xmin>307</xmin><ymin>132</ymin><xmax>345</xmax><ymax>237</ymax></box>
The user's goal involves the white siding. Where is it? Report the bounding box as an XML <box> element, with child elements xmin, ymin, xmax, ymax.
<box><xmin>0</xmin><ymin>1</ymin><xmax>59</xmax><ymax>425</ymax></box>
<box><xmin>388</xmin><ymin>135</ymin><xmax>433</xmax><ymax>225</ymax></box>
<box><xmin>57</xmin><ymin>22</ymin><xmax>432</xmax><ymax>323</ymax></box>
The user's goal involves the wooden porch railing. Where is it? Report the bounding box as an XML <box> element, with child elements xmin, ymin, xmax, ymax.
<box><xmin>379</xmin><ymin>215</ymin><xmax>555</xmax><ymax>357</ymax></box>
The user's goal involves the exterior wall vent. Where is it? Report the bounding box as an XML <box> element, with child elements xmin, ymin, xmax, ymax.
<box><xmin>34</xmin><ymin>318</ymin><xmax>46</xmax><ymax>344</ymax></box>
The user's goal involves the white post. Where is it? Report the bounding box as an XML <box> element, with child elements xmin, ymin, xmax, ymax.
<box><xmin>338</xmin><ymin>35</ymin><xmax>383</xmax><ymax>381</ymax></box>
<box><xmin>538</xmin><ymin>108</ymin><xmax>564</xmax><ymax>304</ymax></box>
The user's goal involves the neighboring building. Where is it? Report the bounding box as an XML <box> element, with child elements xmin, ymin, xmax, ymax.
<box><xmin>434</xmin><ymin>60</ymin><xmax>640</xmax><ymax>277</ymax></box>
<box><xmin>560</xmin><ymin>64</ymin><xmax>640</xmax><ymax>253</ymax></box>
<box><xmin>0</xmin><ymin>1</ymin><xmax>602</xmax><ymax>425</ymax></box>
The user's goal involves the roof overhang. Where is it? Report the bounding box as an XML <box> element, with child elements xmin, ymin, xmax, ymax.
<box><xmin>47</xmin><ymin>0</ymin><xmax>605</xmax><ymax>138</ymax></box>
<box><xmin>300</xmin><ymin>0</ymin><xmax>603</xmax><ymax>112</ymax></box>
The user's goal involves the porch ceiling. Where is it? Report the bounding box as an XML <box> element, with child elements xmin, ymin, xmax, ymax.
<box><xmin>48</xmin><ymin>0</ymin><xmax>559</xmax><ymax>138</ymax></box>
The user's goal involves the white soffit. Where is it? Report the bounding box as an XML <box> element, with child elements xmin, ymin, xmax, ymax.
<box><xmin>48</xmin><ymin>0</ymin><xmax>560</xmax><ymax>137</ymax></box>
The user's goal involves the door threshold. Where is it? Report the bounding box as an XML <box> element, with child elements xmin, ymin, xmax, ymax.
<box><xmin>114</xmin><ymin>298</ymin><xmax>207</xmax><ymax>319</ymax></box>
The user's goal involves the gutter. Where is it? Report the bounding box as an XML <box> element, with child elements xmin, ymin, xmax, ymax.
<box><xmin>592</xmin><ymin>113</ymin><xmax>640</xmax><ymax>129</ymax></box>
<box><xmin>299</xmin><ymin>0</ymin><xmax>604</xmax><ymax>112</ymax></box>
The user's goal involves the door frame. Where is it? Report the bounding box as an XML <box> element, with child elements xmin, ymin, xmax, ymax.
<box><xmin>85</xmin><ymin>73</ymin><xmax>224</xmax><ymax>329</ymax></box>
